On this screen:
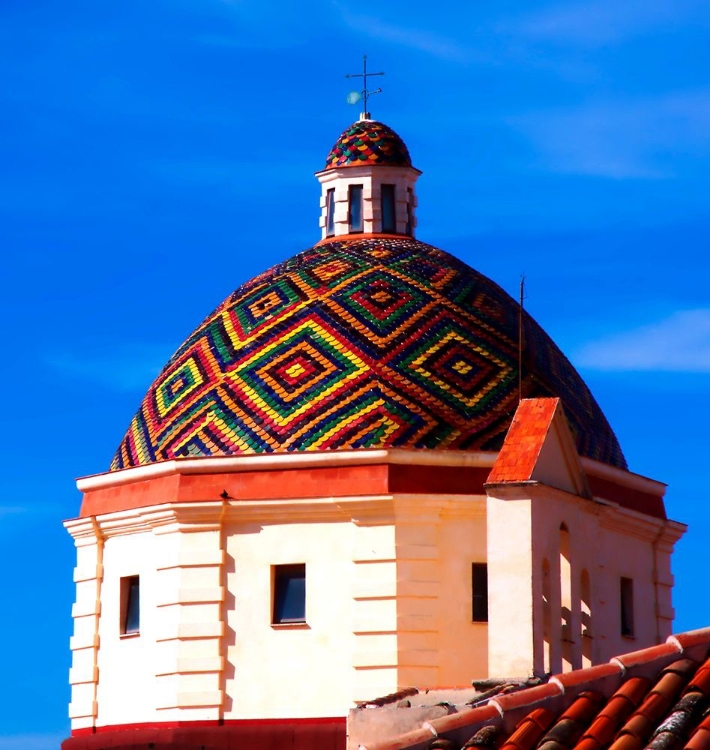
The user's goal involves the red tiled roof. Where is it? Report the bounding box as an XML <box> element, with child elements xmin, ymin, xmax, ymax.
<box><xmin>486</xmin><ymin>398</ymin><xmax>560</xmax><ymax>484</ymax></box>
<box><xmin>360</xmin><ymin>627</ymin><xmax>710</xmax><ymax>750</ymax></box>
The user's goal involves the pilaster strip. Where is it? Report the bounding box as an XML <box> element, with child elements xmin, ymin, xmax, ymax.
<box><xmin>65</xmin><ymin>517</ymin><xmax>104</xmax><ymax>729</ymax></box>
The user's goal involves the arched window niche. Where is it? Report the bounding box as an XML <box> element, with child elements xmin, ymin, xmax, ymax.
<box><xmin>542</xmin><ymin>557</ymin><xmax>552</xmax><ymax>675</ymax></box>
<box><xmin>581</xmin><ymin>569</ymin><xmax>593</xmax><ymax>668</ymax></box>
<box><xmin>560</xmin><ymin>524</ymin><xmax>574</xmax><ymax>671</ymax></box>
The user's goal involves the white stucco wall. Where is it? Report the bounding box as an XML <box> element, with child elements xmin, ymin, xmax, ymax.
<box><xmin>487</xmin><ymin>483</ymin><xmax>681</xmax><ymax>679</ymax></box>
<box><xmin>316</xmin><ymin>165</ymin><xmax>419</xmax><ymax>239</ymax></box>
<box><xmin>95</xmin><ymin>531</ymin><xmax>158</xmax><ymax>726</ymax></box>
<box><xmin>225</xmin><ymin>518</ymin><xmax>365</xmax><ymax>718</ymax></box>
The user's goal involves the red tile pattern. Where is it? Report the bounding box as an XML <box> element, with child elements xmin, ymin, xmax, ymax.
<box><xmin>575</xmin><ymin>677</ymin><xmax>650</xmax><ymax>750</ymax></box>
<box><xmin>538</xmin><ymin>691</ymin><xmax>606</xmax><ymax>750</ymax></box>
<box><xmin>362</xmin><ymin>628</ymin><xmax>710</xmax><ymax>750</ymax></box>
<box><xmin>485</xmin><ymin>399</ymin><xmax>559</xmax><ymax>484</ymax></box>
<box><xmin>500</xmin><ymin>708</ymin><xmax>555</xmax><ymax>750</ymax></box>
<box><xmin>324</xmin><ymin>120</ymin><xmax>412</xmax><ymax>169</ymax></box>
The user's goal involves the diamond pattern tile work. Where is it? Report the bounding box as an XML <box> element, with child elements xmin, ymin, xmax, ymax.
<box><xmin>110</xmin><ymin>238</ymin><xmax>627</xmax><ymax>470</ymax></box>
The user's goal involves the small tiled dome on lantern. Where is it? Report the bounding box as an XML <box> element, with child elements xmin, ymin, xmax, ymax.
<box><xmin>324</xmin><ymin>120</ymin><xmax>412</xmax><ymax>169</ymax></box>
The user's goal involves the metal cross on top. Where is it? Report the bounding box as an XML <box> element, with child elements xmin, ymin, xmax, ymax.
<box><xmin>346</xmin><ymin>55</ymin><xmax>384</xmax><ymax>120</ymax></box>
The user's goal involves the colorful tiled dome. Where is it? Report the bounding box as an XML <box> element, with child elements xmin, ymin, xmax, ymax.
<box><xmin>110</xmin><ymin>238</ymin><xmax>626</xmax><ymax>471</ymax></box>
<box><xmin>324</xmin><ymin>120</ymin><xmax>412</xmax><ymax>170</ymax></box>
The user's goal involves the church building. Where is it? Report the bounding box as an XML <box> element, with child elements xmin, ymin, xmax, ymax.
<box><xmin>62</xmin><ymin>111</ymin><xmax>707</xmax><ymax>750</ymax></box>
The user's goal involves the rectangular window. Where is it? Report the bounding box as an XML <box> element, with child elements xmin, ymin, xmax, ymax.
<box><xmin>620</xmin><ymin>577</ymin><xmax>634</xmax><ymax>637</ymax></box>
<box><xmin>405</xmin><ymin>187</ymin><xmax>414</xmax><ymax>235</ymax></box>
<box><xmin>348</xmin><ymin>184</ymin><xmax>363</xmax><ymax>233</ymax></box>
<box><xmin>120</xmin><ymin>575</ymin><xmax>140</xmax><ymax>636</ymax></box>
<box><xmin>381</xmin><ymin>184</ymin><xmax>396</xmax><ymax>233</ymax></box>
<box><xmin>472</xmin><ymin>563</ymin><xmax>488</xmax><ymax>622</ymax></box>
<box><xmin>273</xmin><ymin>564</ymin><xmax>306</xmax><ymax>624</ymax></box>
<box><xmin>326</xmin><ymin>188</ymin><xmax>335</xmax><ymax>236</ymax></box>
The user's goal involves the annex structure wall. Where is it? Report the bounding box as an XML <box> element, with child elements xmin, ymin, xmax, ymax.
<box><xmin>484</xmin><ymin>398</ymin><xmax>684</xmax><ymax>680</ymax></box>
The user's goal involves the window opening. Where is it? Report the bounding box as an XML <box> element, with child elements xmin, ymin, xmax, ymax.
<box><xmin>326</xmin><ymin>188</ymin><xmax>335</xmax><ymax>236</ymax></box>
<box><xmin>348</xmin><ymin>185</ymin><xmax>363</xmax><ymax>233</ymax></box>
<box><xmin>471</xmin><ymin>563</ymin><xmax>488</xmax><ymax>622</ymax></box>
<box><xmin>620</xmin><ymin>577</ymin><xmax>635</xmax><ymax>637</ymax></box>
<box><xmin>121</xmin><ymin>575</ymin><xmax>140</xmax><ymax>636</ymax></box>
<box><xmin>273</xmin><ymin>564</ymin><xmax>306</xmax><ymax>624</ymax></box>
<box><xmin>381</xmin><ymin>184</ymin><xmax>396</xmax><ymax>233</ymax></box>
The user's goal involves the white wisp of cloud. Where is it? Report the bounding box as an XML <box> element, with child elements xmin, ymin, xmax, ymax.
<box><xmin>334</xmin><ymin>4</ymin><xmax>474</xmax><ymax>63</ymax></box>
<box><xmin>508</xmin><ymin>90</ymin><xmax>710</xmax><ymax>179</ymax></box>
<box><xmin>507</xmin><ymin>0</ymin><xmax>707</xmax><ymax>46</ymax></box>
<box><xmin>575</xmin><ymin>309</ymin><xmax>710</xmax><ymax>372</ymax></box>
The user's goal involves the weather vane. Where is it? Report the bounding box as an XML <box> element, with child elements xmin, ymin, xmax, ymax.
<box><xmin>346</xmin><ymin>55</ymin><xmax>384</xmax><ymax>120</ymax></box>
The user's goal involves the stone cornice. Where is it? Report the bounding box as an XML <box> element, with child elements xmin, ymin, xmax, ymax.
<box><xmin>65</xmin><ymin>492</ymin><xmax>490</xmax><ymax>537</ymax></box>
<box><xmin>76</xmin><ymin>449</ymin><xmax>497</xmax><ymax>492</ymax></box>
<box><xmin>599</xmin><ymin>503</ymin><xmax>686</xmax><ymax>543</ymax></box>
<box><xmin>580</xmin><ymin>456</ymin><xmax>666</xmax><ymax>496</ymax></box>
<box><xmin>484</xmin><ymin>480</ymin><xmax>683</xmax><ymax>543</ymax></box>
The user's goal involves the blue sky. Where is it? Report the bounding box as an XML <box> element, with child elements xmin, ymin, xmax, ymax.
<box><xmin>1</xmin><ymin>0</ymin><xmax>708</xmax><ymax>745</ymax></box>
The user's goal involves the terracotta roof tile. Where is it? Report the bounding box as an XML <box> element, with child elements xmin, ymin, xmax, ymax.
<box><xmin>686</xmin><ymin>659</ymin><xmax>710</xmax><ymax>695</ymax></box>
<box><xmin>670</xmin><ymin>628</ymin><xmax>710</xmax><ymax>654</ymax></box>
<box><xmin>685</xmin><ymin>715</ymin><xmax>710</xmax><ymax>750</ymax></box>
<box><xmin>359</xmin><ymin>628</ymin><xmax>710</xmax><ymax>750</ymax></box>
<box><xmin>426</xmin><ymin>704</ymin><xmax>500</xmax><ymax>735</ymax></box>
<box><xmin>538</xmin><ymin>692</ymin><xmax>606</xmax><ymax>750</ymax></box>
<box><xmin>646</xmin><ymin>692</ymin><xmax>708</xmax><ymax>750</ymax></box>
<box><xmin>573</xmin><ymin>674</ymin><xmax>649</xmax><ymax>750</ymax></box>
<box><xmin>486</xmin><ymin>399</ymin><xmax>559</xmax><ymax>484</ymax></box>
<box><xmin>610</xmin><ymin>662</ymin><xmax>695</xmax><ymax>749</ymax></box>
<box><xmin>551</xmin><ymin>663</ymin><xmax>624</xmax><ymax>697</ymax></box>
<box><xmin>494</xmin><ymin>684</ymin><xmax>563</xmax><ymax>713</ymax></box>
<box><xmin>463</xmin><ymin>725</ymin><xmax>503</xmax><ymax>748</ymax></box>
<box><xmin>606</xmin><ymin>734</ymin><xmax>643</xmax><ymax>750</ymax></box>
<box><xmin>500</xmin><ymin>709</ymin><xmax>556</xmax><ymax>750</ymax></box>
<box><xmin>611</xmin><ymin>642</ymin><xmax>683</xmax><ymax>678</ymax></box>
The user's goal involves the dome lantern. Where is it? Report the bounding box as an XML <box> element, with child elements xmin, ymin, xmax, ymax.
<box><xmin>315</xmin><ymin>119</ymin><xmax>421</xmax><ymax>241</ymax></box>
